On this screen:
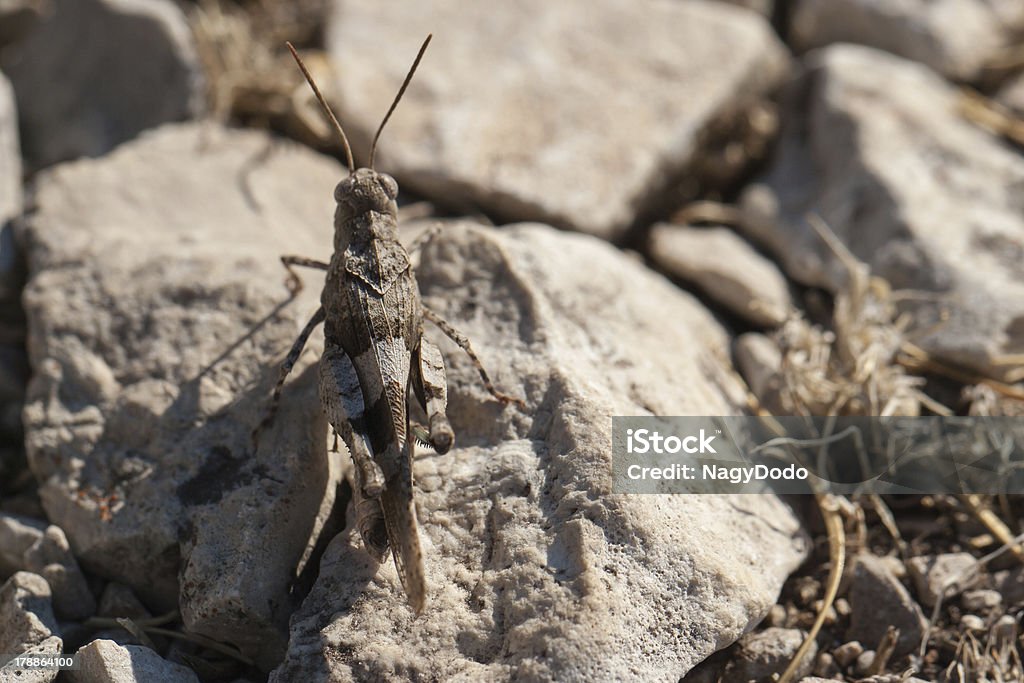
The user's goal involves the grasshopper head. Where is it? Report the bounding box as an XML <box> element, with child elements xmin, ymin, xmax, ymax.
<box><xmin>333</xmin><ymin>168</ymin><xmax>399</xmax><ymax>222</ymax></box>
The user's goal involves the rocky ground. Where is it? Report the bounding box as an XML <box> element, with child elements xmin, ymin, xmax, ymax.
<box><xmin>0</xmin><ymin>1</ymin><xmax>1022</xmax><ymax>682</ymax></box>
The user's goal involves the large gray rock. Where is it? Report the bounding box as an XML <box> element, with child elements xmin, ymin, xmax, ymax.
<box><xmin>790</xmin><ymin>0</ymin><xmax>1024</xmax><ymax>81</ymax></box>
<box><xmin>742</xmin><ymin>45</ymin><xmax>1024</xmax><ymax>380</ymax></box>
<box><xmin>326</xmin><ymin>0</ymin><xmax>788</xmax><ymax>239</ymax></box>
<box><xmin>22</xmin><ymin>525</ymin><xmax>95</xmax><ymax>620</ymax></box>
<box><xmin>0</xmin><ymin>572</ymin><xmax>61</xmax><ymax>683</ymax></box>
<box><xmin>271</xmin><ymin>221</ymin><xmax>809</xmax><ymax>682</ymax></box>
<box><xmin>0</xmin><ymin>0</ymin><xmax>203</xmax><ymax>170</ymax></box>
<box><xmin>69</xmin><ymin>640</ymin><xmax>198</xmax><ymax>683</ymax></box>
<box><xmin>19</xmin><ymin>123</ymin><xmax>344</xmax><ymax>667</ymax></box>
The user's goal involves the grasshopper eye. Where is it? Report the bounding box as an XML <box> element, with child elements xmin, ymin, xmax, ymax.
<box><xmin>334</xmin><ymin>178</ymin><xmax>353</xmax><ymax>203</ymax></box>
<box><xmin>378</xmin><ymin>174</ymin><xmax>398</xmax><ymax>200</ymax></box>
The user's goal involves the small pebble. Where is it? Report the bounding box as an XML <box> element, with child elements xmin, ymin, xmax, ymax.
<box><xmin>833</xmin><ymin>640</ymin><xmax>863</xmax><ymax>668</ymax></box>
<box><xmin>961</xmin><ymin>589</ymin><xmax>1001</xmax><ymax>612</ymax></box>
<box><xmin>854</xmin><ymin>650</ymin><xmax>876</xmax><ymax>677</ymax></box>
<box><xmin>960</xmin><ymin>614</ymin><xmax>985</xmax><ymax>632</ymax></box>
<box><xmin>813</xmin><ymin>651</ymin><xmax>838</xmax><ymax>678</ymax></box>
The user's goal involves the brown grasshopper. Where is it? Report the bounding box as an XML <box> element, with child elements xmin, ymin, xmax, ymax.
<box><xmin>255</xmin><ymin>36</ymin><xmax>521</xmax><ymax>613</ymax></box>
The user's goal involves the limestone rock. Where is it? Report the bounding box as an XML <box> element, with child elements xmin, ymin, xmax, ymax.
<box><xmin>271</xmin><ymin>221</ymin><xmax>809</xmax><ymax>682</ymax></box>
<box><xmin>23</xmin><ymin>525</ymin><xmax>96</xmax><ymax>620</ymax></box>
<box><xmin>790</xmin><ymin>0</ymin><xmax>1024</xmax><ymax>81</ymax></box>
<box><xmin>69</xmin><ymin>640</ymin><xmax>198</xmax><ymax>683</ymax></box>
<box><xmin>0</xmin><ymin>0</ymin><xmax>203</xmax><ymax>170</ymax></box>
<box><xmin>741</xmin><ymin>46</ymin><xmax>1024</xmax><ymax>380</ymax></box>
<box><xmin>0</xmin><ymin>512</ymin><xmax>44</xmax><ymax>576</ymax></box>
<box><xmin>723</xmin><ymin>627</ymin><xmax>815</xmax><ymax>682</ymax></box>
<box><xmin>649</xmin><ymin>223</ymin><xmax>791</xmax><ymax>326</ymax></box>
<box><xmin>326</xmin><ymin>0</ymin><xmax>788</xmax><ymax>239</ymax></box>
<box><xmin>906</xmin><ymin>552</ymin><xmax>978</xmax><ymax>607</ymax></box>
<box><xmin>847</xmin><ymin>554</ymin><xmax>925</xmax><ymax>657</ymax></box>
<box><xmin>0</xmin><ymin>572</ymin><xmax>61</xmax><ymax>674</ymax></box>
<box><xmin>0</xmin><ymin>0</ymin><xmax>46</xmax><ymax>48</ymax></box>
<box><xmin>19</xmin><ymin>123</ymin><xmax>345</xmax><ymax>666</ymax></box>
<box><xmin>997</xmin><ymin>72</ymin><xmax>1024</xmax><ymax>117</ymax></box>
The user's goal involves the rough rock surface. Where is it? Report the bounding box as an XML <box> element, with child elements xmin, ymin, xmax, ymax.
<box><xmin>742</xmin><ymin>45</ymin><xmax>1024</xmax><ymax>380</ymax></box>
<box><xmin>19</xmin><ymin>123</ymin><xmax>345</xmax><ymax>668</ymax></box>
<box><xmin>847</xmin><ymin>554</ymin><xmax>925</xmax><ymax>658</ymax></box>
<box><xmin>790</xmin><ymin>0</ymin><xmax>1024</xmax><ymax>80</ymax></box>
<box><xmin>0</xmin><ymin>69</ymin><xmax>25</xmax><ymax>483</ymax></box>
<box><xmin>997</xmin><ymin>73</ymin><xmax>1024</xmax><ymax>117</ymax></box>
<box><xmin>22</xmin><ymin>525</ymin><xmax>95</xmax><ymax>620</ymax></box>
<box><xmin>0</xmin><ymin>0</ymin><xmax>45</xmax><ymax>48</ymax></box>
<box><xmin>0</xmin><ymin>512</ymin><xmax>44</xmax><ymax>576</ymax></box>
<box><xmin>326</xmin><ymin>0</ymin><xmax>788</xmax><ymax>239</ymax></box>
<box><xmin>649</xmin><ymin>223</ymin><xmax>791</xmax><ymax>326</ymax></box>
<box><xmin>906</xmin><ymin>552</ymin><xmax>978</xmax><ymax>607</ymax></box>
<box><xmin>722</xmin><ymin>627</ymin><xmax>815</xmax><ymax>682</ymax></box>
<box><xmin>0</xmin><ymin>0</ymin><xmax>203</xmax><ymax>170</ymax></box>
<box><xmin>271</xmin><ymin>221</ymin><xmax>809</xmax><ymax>682</ymax></box>
<box><xmin>69</xmin><ymin>640</ymin><xmax>198</xmax><ymax>683</ymax></box>
<box><xmin>0</xmin><ymin>572</ymin><xmax>61</xmax><ymax>683</ymax></box>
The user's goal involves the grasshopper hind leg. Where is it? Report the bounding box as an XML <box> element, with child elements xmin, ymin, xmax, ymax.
<box><xmin>320</xmin><ymin>344</ymin><xmax>427</xmax><ymax>610</ymax></box>
<box><xmin>412</xmin><ymin>337</ymin><xmax>454</xmax><ymax>453</ymax></box>
<box><xmin>319</xmin><ymin>344</ymin><xmax>387</xmax><ymax>553</ymax></box>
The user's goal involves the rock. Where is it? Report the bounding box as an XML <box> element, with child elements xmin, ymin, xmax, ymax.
<box><xmin>96</xmin><ymin>583</ymin><xmax>149</xmax><ymax>620</ymax></box>
<box><xmin>69</xmin><ymin>640</ymin><xmax>198</xmax><ymax>683</ymax></box>
<box><xmin>719</xmin><ymin>0</ymin><xmax>773</xmax><ymax>17</ymax></box>
<box><xmin>0</xmin><ymin>512</ymin><xmax>45</xmax><ymax>576</ymax></box>
<box><xmin>832</xmin><ymin>640</ymin><xmax>862</xmax><ymax>668</ymax></box>
<box><xmin>326</xmin><ymin>0</ymin><xmax>788</xmax><ymax>240</ymax></box>
<box><xmin>960</xmin><ymin>614</ymin><xmax>985</xmax><ymax>631</ymax></box>
<box><xmin>853</xmin><ymin>650</ymin><xmax>875</xmax><ymax>677</ymax></box>
<box><xmin>993</xmin><ymin>566</ymin><xmax>1024</xmax><ymax>607</ymax></box>
<box><xmin>0</xmin><ymin>0</ymin><xmax>46</xmax><ymax>48</ymax></box>
<box><xmin>0</xmin><ymin>69</ymin><xmax>23</xmax><ymax>394</ymax></box>
<box><xmin>649</xmin><ymin>224</ymin><xmax>792</xmax><ymax>326</ymax></box>
<box><xmin>790</xmin><ymin>0</ymin><xmax>1024</xmax><ymax>81</ymax></box>
<box><xmin>741</xmin><ymin>46</ymin><xmax>1024</xmax><ymax>381</ymax></box>
<box><xmin>23</xmin><ymin>525</ymin><xmax>96</xmax><ymax>620</ymax></box>
<box><xmin>847</xmin><ymin>554</ymin><xmax>926</xmax><ymax>658</ymax></box>
<box><xmin>997</xmin><ymin>73</ymin><xmax>1024</xmax><ymax>117</ymax></box>
<box><xmin>0</xmin><ymin>572</ymin><xmax>61</xmax><ymax>660</ymax></box>
<box><xmin>961</xmin><ymin>588</ymin><xmax>1001</xmax><ymax>612</ymax></box>
<box><xmin>0</xmin><ymin>70</ymin><xmax>17</xmax><ymax>227</ymax></box>
<box><xmin>734</xmin><ymin>333</ymin><xmax>785</xmax><ymax>413</ymax></box>
<box><xmin>906</xmin><ymin>552</ymin><xmax>977</xmax><ymax>607</ymax></box>
<box><xmin>19</xmin><ymin>123</ymin><xmax>346</xmax><ymax>667</ymax></box>
<box><xmin>0</xmin><ymin>0</ymin><xmax>203</xmax><ymax>171</ymax></box>
<box><xmin>272</xmin><ymin>221</ymin><xmax>809</xmax><ymax>681</ymax></box>
<box><xmin>722</xmin><ymin>627</ymin><xmax>814</xmax><ymax>682</ymax></box>
<box><xmin>0</xmin><ymin>635</ymin><xmax>62</xmax><ymax>683</ymax></box>
<box><xmin>812</xmin><ymin>651</ymin><xmax>838</xmax><ymax>678</ymax></box>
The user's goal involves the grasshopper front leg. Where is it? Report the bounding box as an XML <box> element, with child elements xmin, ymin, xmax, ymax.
<box><xmin>421</xmin><ymin>306</ymin><xmax>525</xmax><ymax>408</ymax></box>
<box><xmin>280</xmin><ymin>255</ymin><xmax>329</xmax><ymax>295</ymax></box>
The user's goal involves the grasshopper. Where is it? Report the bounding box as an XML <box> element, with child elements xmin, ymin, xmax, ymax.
<box><xmin>255</xmin><ymin>36</ymin><xmax>521</xmax><ymax>613</ymax></box>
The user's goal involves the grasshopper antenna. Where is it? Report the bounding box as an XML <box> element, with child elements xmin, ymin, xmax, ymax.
<box><xmin>286</xmin><ymin>41</ymin><xmax>356</xmax><ymax>175</ymax></box>
<box><xmin>369</xmin><ymin>34</ymin><xmax>432</xmax><ymax>170</ymax></box>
